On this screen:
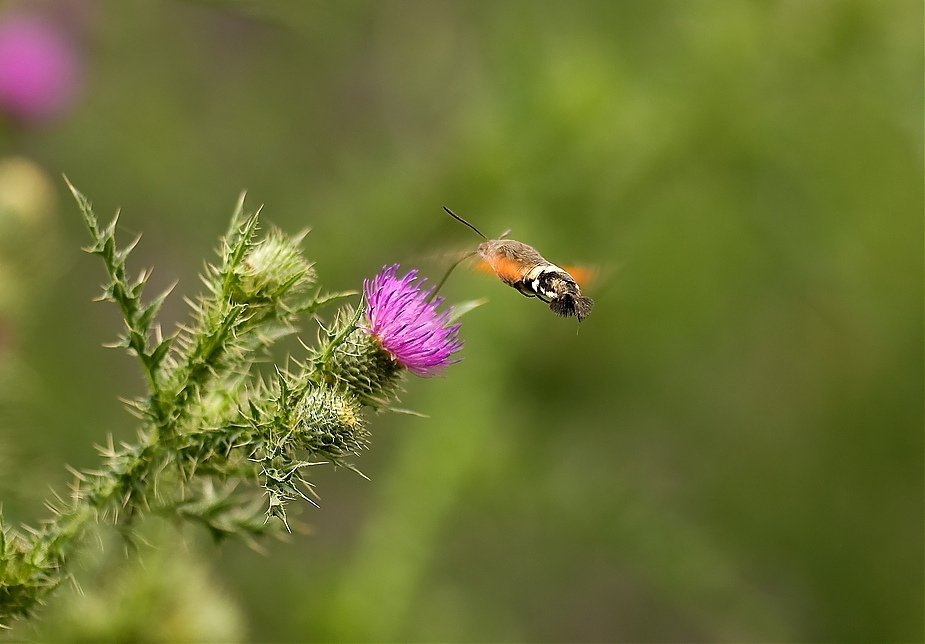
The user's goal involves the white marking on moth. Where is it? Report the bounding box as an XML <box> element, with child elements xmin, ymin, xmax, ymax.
<box><xmin>525</xmin><ymin>264</ymin><xmax>560</xmax><ymax>282</ymax></box>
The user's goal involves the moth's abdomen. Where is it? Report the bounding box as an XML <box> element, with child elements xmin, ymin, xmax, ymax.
<box><xmin>522</xmin><ymin>265</ymin><xmax>565</xmax><ymax>303</ymax></box>
<box><xmin>523</xmin><ymin>265</ymin><xmax>594</xmax><ymax>322</ymax></box>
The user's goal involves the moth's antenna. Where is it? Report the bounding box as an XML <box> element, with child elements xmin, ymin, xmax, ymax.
<box><xmin>426</xmin><ymin>249</ymin><xmax>478</xmax><ymax>302</ymax></box>
<box><xmin>443</xmin><ymin>206</ymin><xmax>487</xmax><ymax>240</ymax></box>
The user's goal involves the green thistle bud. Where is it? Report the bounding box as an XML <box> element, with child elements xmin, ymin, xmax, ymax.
<box><xmin>321</xmin><ymin>309</ymin><xmax>404</xmax><ymax>408</ymax></box>
<box><xmin>232</xmin><ymin>230</ymin><xmax>315</xmax><ymax>305</ymax></box>
<box><xmin>296</xmin><ymin>385</ymin><xmax>368</xmax><ymax>458</ymax></box>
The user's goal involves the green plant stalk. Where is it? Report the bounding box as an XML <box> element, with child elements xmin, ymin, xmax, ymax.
<box><xmin>0</xmin><ymin>184</ymin><xmax>402</xmax><ymax>626</ymax></box>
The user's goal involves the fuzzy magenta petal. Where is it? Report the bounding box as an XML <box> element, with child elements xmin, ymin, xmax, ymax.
<box><xmin>363</xmin><ymin>265</ymin><xmax>463</xmax><ymax>377</ymax></box>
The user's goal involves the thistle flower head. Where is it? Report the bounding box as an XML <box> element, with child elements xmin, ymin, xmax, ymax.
<box><xmin>363</xmin><ymin>264</ymin><xmax>462</xmax><ymax>377</ymax></box>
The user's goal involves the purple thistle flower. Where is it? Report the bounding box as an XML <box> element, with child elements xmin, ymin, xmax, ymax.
<box><xmin>363</xmin><ymin>264</ymin><xmax>463</xmax><ymax>377</ymax></box>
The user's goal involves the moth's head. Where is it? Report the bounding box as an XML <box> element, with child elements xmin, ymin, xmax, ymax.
<box><xmin>477</xmin><ymin>239</ymin><xmax>505</xmax><ymax>260</ymax></box>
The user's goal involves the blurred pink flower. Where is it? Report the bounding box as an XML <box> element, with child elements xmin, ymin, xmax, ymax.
<box><xmin>0</xmin><ymin>15</ymin><xmax>79</xmax><ymax>122</ymax></box>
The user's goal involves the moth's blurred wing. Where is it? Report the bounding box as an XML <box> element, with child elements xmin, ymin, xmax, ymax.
<box><xmin>474</xmin><ymin>256</ymin><xmax>524</xmax><ymax>284</ymax></box>
<box><xmin>561</xmin><ymin>265</ymin><xmax>598</xmax><ymax>288</ymax></box>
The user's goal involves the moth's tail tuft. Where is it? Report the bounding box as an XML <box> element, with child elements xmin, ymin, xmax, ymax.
<box><xmin>573</xmin><ymin>295</ymin><xmax>594</xmax><ymax>321</ymax></box>
<box><xmin>549</xmin><ymin>293</ymin><xmax>594</xmax><ymax>322</ymax></box>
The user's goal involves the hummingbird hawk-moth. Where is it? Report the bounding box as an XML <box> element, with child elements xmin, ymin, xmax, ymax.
<box><xmin>442</xmin><ymin>206</ymin><xmax>594</xmax><ymax>322</ymax></box>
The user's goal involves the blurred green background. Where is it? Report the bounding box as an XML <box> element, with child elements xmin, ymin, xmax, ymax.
<box><xmin>0</xmin><ymin>0</ymin><xmax>921</xmax><ymax>641</ymax></box>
